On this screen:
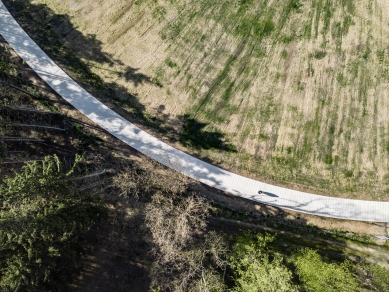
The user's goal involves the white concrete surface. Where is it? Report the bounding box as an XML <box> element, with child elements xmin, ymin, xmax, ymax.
<box><xmin>1</xmin><ymin>1</ymin><xmax>388</xmax><ymax>222</ymax></box>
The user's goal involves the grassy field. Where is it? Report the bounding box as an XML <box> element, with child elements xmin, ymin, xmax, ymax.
<box><xmin>17</xmin><ymin>0</ymin><xmax>389</xmax><ymax>199</ymax></box>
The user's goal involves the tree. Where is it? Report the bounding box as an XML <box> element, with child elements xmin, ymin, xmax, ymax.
<box><xmin>0</xmin><ymin>155</ymin><xmax>108</xmax><ymax>291</ymax></box>
<box><xmin>145</xmin><ymin>192</ymin><xmax>209</xmax><ymax>263</ymax></box>
<box><xmin>229</xmin><ymin>232</ymin><xmax>297</xmax><ymax>292</ymax></box>
<box><xmin>294</xmin><ymin>248</ymin><xmax>360</xmax><ymax>292</ymax></box>
<box><xmin>145</xmin><ymin>192</ymin><xmax>228</xmax><ymax>291</ymax></box>
<box><xmin>114</xmin><ymin>165</ymin><xmax>228</xmax><ymax>291</ymax></box>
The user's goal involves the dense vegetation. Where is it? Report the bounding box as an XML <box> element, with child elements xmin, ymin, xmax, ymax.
<box><xmin>0</xmin><ymin>156</ymin><xmax>107</xmax><ymax>291</ymax></box>
<box><xmin>2</xmin><ymin>157</ymin><xmax>389</xmax><ymax>291</ymax></box>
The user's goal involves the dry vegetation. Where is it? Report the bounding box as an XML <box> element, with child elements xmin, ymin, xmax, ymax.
<box><xmin>12</xmin><ymin>0</ymin><xmax>389</xmax><ymax>200</ymax></box>
<box><xmin>2</xmin><ymin>34</ymin><xmax>389</xmax><ymax>291</ymax></box>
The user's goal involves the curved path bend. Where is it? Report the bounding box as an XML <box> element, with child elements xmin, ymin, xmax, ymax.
<box><xmin>1</xmin><ymin>1</ymin><xmax>388</xmax><ymax>222</ymax></box>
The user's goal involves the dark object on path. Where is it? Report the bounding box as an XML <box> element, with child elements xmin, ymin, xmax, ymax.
<box><xmin>264</xmin><ymin>191</ymin><xmax>278</xmax><ymax>197</ymax></box>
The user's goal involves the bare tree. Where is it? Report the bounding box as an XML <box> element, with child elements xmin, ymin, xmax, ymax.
<box><xmin>113</xmin><ymin>164</ymin><xmax>227</xmax><ymax>291</ymax></box>
<box><xmin>145</xmin><ymin>192</ymin><xmax>228</xmax><ymax>291</ymax></box>
<box><xmin>145</xmin><ymin>193</ymin><xmax>209</xmax><ymax>263</ymax></box>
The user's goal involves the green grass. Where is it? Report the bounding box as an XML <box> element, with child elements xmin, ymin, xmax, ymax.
<box><xmin>258</xmin><ymin>133</ymin><xmax>270</xmax><ymax>141</ymax></box>
<box><xmin>337</xmin><ymin>72</ymin><xmax>349</xmax><ymax>86</ymax></box>
<box><xmin>151</xmin><ymin>5</ymin><xmax>166</xmax><ymax>22</ymax></box>
<box><xmin>311</xmin><ymin>50</ymin><xmax>327</xmax><ymax>59</ymax></box>
<box><xmin>72</xmin><ymin>123</ymin><xmax>103</xmax><ymax>146</ymax></box>
<box><xmin>165</xmin><ymin>58</ymin><xmax>177</xmax><ymax>68</ymax></box>
<box><xmin>38</xmin><ymin>100</ymin><xmax>59</xmax><ymax>113</ymax></box>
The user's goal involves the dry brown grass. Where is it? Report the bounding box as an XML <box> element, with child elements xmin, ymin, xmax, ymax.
<box><xmin>110</xmin><ymin>0</ymin><xmax>134</xmax><ymax>25</ymax></box>
<box><xmin>108</xmin><ymin>10</ymin><xmax>145</xmax><ymax>44</ymax></box>
<box><xmin>25</xmin><ymin>0</ymin><xmax>389</xmax><ymax>199</ymax></box>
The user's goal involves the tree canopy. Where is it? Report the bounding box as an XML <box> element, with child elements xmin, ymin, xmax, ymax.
<box><xmin>229</xmin><ymin>232</ymin><xmax>297</xmax><ymax>292</ymax></box>
<box><xmin>294</xmin><ymin>248</ymin><xmax>359</xmax><ymax>292</ymax></box>
<box><xmin>0</xmin><ymin>155</ymin><xmax>107</xmax><ymax>291</ymax></box>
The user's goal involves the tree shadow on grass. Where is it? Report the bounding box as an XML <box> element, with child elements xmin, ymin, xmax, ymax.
<box><xmin>2</xmin><ymin>0</ymin><xmax>152</xmax><ymax>112</ymax></box>
<box><xmin>179</xmin><ymin>114</ymin><xmax>237</xmax><ymax>152</ymax></box>
<box><xmin>2</xmin><ymin>0</ymin><xmax>236</xmax><ymax>156</ymax></box>
<box><xmin>88</xmin><ymin>64</ymin><xmax>159</xmax><ymax>88</ymax></box>
<box><xmin>119</xmin><ymin>66</ymin><xmax>161</xmax><ymax>87</ymax></box>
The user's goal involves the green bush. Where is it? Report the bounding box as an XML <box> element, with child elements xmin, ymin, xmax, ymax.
<box><xmin>229</xmin><ymin>232</ymin><xmax>297</xmax><ymax>292</ymax></box>
<box><xmin>366</xmin><ymin>264</ymin><xmax>389</xmax><ymax>291</ymax></box>
<box><xmin>294</xmin><ymin>248</ymin><xmax>360</xmax><ymax>292</ymax></box>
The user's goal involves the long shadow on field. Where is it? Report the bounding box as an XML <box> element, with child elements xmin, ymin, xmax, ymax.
<box><xmin>2</xmin><ymin>0</ymin><xmax>236</xmax><ymax>155</ymax></box>
<box><xmin>87</xmin><ymin>64</ymin><xmax>157</xmax><ymax>88</ymax></box>
<box><xmin>120</xmin><ymin>66</ymin><xmax>159</xmax><ymax>87</ymax></box>
<box><xmin>179</xmin><ymin>114</ymin><xmax>237</xmax><ymax>152</ymax></box>
<box><xmin>2</xmin><ymin>0</ymin><xmax>148</xmax><ymax>114</ymax></box>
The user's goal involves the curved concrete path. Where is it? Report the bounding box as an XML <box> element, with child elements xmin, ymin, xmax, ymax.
<box><xmin>1</xmin><ymin>1</ymin><xmax>388</xmax><ymax>222</ymax></box>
